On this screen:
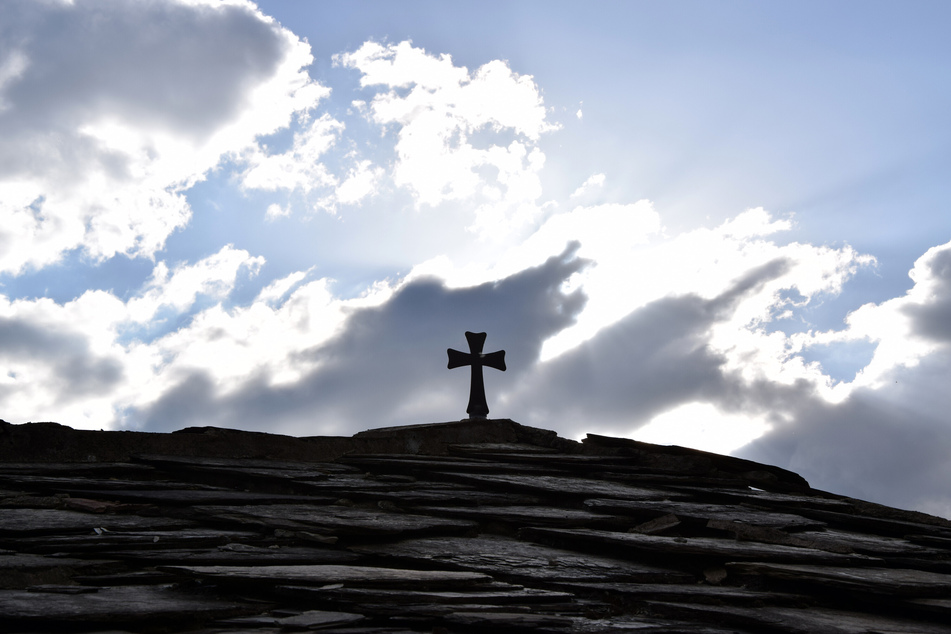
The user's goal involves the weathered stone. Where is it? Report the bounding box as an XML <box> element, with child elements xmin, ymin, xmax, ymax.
<box><xmin>412</xmin><ymin>504</ymin><xmax>628</xmax><ymax>528</ymax></box>
<box><xmin>669</xmin><ymin>485</ymin><xmax>855</xmax><ymax>510</ymax></box>
<box><xmin>0</xmin><ymin>585</ymin><xmax>257</xmax><ymax>624</ymax></box>
<box><xmin>580</xmin><ymin>433</ymin><xmax>810</xmax><ymax>491</ymax></box>
<box><xmin>276</xmin><ymin>610</ymin><xmax>365</xmax><ymax>629</ymax></box>
<box><xmin>63</xmin><ymin>488</ymin><xmax>334</xmax><ymax>506</ymax></box>
<box><xmin>341</xmin><ymin>454</ymin><xmax>554</xmax><ymax>475</ymax></box>
<box><xmin>353</xmin><ymin>535</ymin><xmax>694</xmax><ymax>583</ymax></box>
<box><xmin>706</xmin><ymin>520</ymin><xmax>854</xmax><ymax>554</ymax></box>
<box><xmin>163</xmin><ymin>564</ymin><xmax>493</xmax><ymax>588</ymax></box>
<box><xmin>645</xmin><ymin>601</ymin><xmax>951</xmax><ymax>633</ymax></box>
<box><xmin>0</xmin><ymin>553</ymin><xmax>120</xmax><ymax>589</ymax></box>
<box><xmin>524</xmin><ymin>528</ymin><xmax>882</xmax><ymax>564</ymax></box>
<box><xmin>0</xmin><ymin>509</ymin><xmax>195</xmax><ymax>534</ymax></box>
<box><xmin>448</xmin><ymin>442</ymin><xmax>561</xmax><ymax>455</ymax></box>
<box><xmin>192</xmin><ymin>503</ymin><xmax>477</xmax><ymax>536</ymax></box>
<box><xmin>725</xmin><ymin>562</ymin><xmax>951</xmax><ymax>597</ymax></box>
<box><xmin>433</xmin><ymin>472</ymin><xmax>688</xmax><ymax>499</ymax></box>
<box><xmin>4</xmin><ymin>528</ymin><xmax>260</xmax><ymax>554</ymax></box>
<box><xmin>444</xmin><ymin>611</ymin><xmax>575</xmax><ymax>630</ymax></box>
<box><xmin>275</xmin><ymin>582</ymin><xmax>573</xmax><ymax>606</ymax></box>
<box><xmin>631</xmin><ymin>513</ymin><xmax>682</xmax><ymax>535</ymax></box>
<box><xmin>2</xmin><ymin>418</ymin><xmax>950</xmax><ymax>633</ymax></box>
<box><xmin>585</xmin><ymin>498</ymin><xmax>825</xmax><ymax>530</ymax></box>
<box><xmin>88</xmin><ymin>545</ymin><xmax>362</xmax><ymax>565</ymax></box>
<box><xmin>557</xmin><ymin>581</ymin><xmax>804</xmax><ymax>606</ymax></box>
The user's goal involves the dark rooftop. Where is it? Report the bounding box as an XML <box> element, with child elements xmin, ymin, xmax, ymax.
<box><xmin>2</xmin><ymin>418</ymin><xmax>951</xmax><ymax>633</ymax></box>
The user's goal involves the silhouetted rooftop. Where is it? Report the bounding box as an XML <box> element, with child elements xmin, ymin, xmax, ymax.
<box><xmin>2</xmin><ymin>418</ymin><xmax>951</xmax><ymax>633</ymax></box>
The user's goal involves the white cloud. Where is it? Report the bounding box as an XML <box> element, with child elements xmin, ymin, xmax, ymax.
<box><xmin>241</xmin><ymin>114</ymin><xmax>342</xmax><ymax>194</ymax></box>
<box><xmin>265</xmin><ymin>203</ymin><xmax>291</xmax><ymax>220</ymax></box>
<box><xmin>0</xmin><ymin>0</ymin><xmax>325</xmax><ymax>273</ymax></box>
<box><xmin>335</xmin><ymin>41</ymin><xmax>558</xmax><ymax>237</ymax></box>
<box><xmin>126</xmin><ymin>246</ymin><xmax>264</xmax><ymax>324</ymax></box>
<box><xmin>335</xmin><ymin>159</ymin><xmax>385</xmax><ymax>205</ymax></box>
<box><xmin>0</xmin><ymin>244</ymin><xmax>267</xmax><ymax>427</ymax></box>
<box><xmin>570</xmin><ymin>173</ymin><xmax>605</xmax><ymax>197</ymax></box>
<box><xmin>837</xmin><ymin>241</ymin><xmax>951</xmax><ymax>386</ymax></box>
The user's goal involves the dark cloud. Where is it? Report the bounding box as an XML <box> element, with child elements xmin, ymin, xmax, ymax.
<box><xmin>904</xmin><ymin>246</ymin><xmax>951</xmax><ymax>343</ymax></box>
<box><xmin>507</xmin><ymin>257</ymin><xmax>794</xmax><ymax>431</ymax></box>
<box><xmin>1</xmin><ymin>0</ymin><xmax>288</xmax><ymax>142</ymax></box>
<box><xmin>0</xmin><ymin>317</ymin><xmax>122</xmax><ymax>400</ymax></box>
<box><xmin>737</xmin><ymin>354</ymin><xmax>951</xmax><ymax>516</ymax></box>
<box><xmin>0</xmin><ymin>0</ymin><xmax>315</xmax><ymax>272</ymax></box>
<box><xmin>135</xmin><ymin>245</ymin><xmax>588</xmax><ymax>434</ymax></box>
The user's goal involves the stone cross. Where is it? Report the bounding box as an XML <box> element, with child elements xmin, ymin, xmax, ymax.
<box><xmin>447</xmin><ymin>331</ymin><xmax>506</xmax><ymax>419</ymax></box>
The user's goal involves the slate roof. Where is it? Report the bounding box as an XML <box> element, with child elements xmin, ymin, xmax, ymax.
<box><xmin>2</xmin><ymin>417</ymin><xmax>951</xmax><ymax>633</ymax></box>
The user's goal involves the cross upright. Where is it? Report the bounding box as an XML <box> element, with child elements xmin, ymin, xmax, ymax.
<box><xmin>447</xmin><ymin>331</ymin><xmax>506</xmax><ymax>419</ymax></box>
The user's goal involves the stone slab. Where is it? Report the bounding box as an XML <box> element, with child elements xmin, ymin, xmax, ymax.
<box><xmin>353</xmin><ymin>535</ymin><xmax>694</xmax><ymax>583</ymax></box>
<box><xmin>0</xmin><ymin>509</ymin><xmax>196</xmax><ymax>534</ymax></box>
<box><xmin>192</xmin><ymin>503</ymin><xmax>477</xmax><ymax>536</ymax></box>
<box><xmin>64</xmin><ymin>488</ymin><xmax>334</xmax><ymax>506</ymax></box>
<box><xmin>433</xmin><ymin>472</ymin><xmax>687</xmax><ymax>500</ymax></box>
<box><xmin>4</xmin><ymin>528</ymin><xmax>260</xmax><ymax>553</ymax></box>
<box><xmin>525</xmin><ymin>528</ymin><xmax>882</xmax><ymax>565</ymax></box>
<box><xmin>0</xmin><ymin>585</ymin><xmax>256</xmax><ymax>624</ymax></box>
<box><xmin>412</xmin><ymin>504</ymin><xmax>628</xmax><ymax>528</ymax></box>
<box><xmin>726</xmin><ymin>562</ymin><xmax>951</xmax><ymax>597</ymax></box>
<box><xmin>164</xmin><ymin>564</ymin><xmax>493</xmax><ymax>588</ymax></box>
<box><xmin>646</xmin><ymin>600</ymin><xmax>951</xmax><ymax>634</ymax></box>
<box><xmin>584</xmin><ymin>498</ymin><xmax>825</xmax><ymax>530</ymax></box>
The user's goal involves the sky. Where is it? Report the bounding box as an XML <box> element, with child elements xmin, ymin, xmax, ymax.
<box><xmin>1</xmin><ymin>0</ymin><xmax>950</xmax><ymax>517</ymax></box>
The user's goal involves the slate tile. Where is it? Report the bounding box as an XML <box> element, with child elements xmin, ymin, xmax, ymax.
<box><xmin>4</xmin><ymin>528</ymin><xmax>261</xmax><ymax>553</ymax></box>
<box><xmin>276</xmin><ymin>610</ymin><xmax>365</xmax><ymax>629</ymax></box>
<box><xmin>584</xmin><ymin>498</ymin><xmax>825</xmax><ymax>530</ymax></box>
<box><xmin>163</xmin><ymin>564</ymin><xmax>493</xmax><ymax>588</ymax></box>
<box><xmin>0</xmin><ymin>585</ymin><xmax>259</xmax><ymax>624</ymax></box>
<box><xmin>278</xmin><ymin>582</ymin><xmax>573</xmax><ymax>606</ymax></box>
<box><xmin>87</xmin><ymin>545</ymin><xmax>362</xmax><ymax>565</ymax></box>
<box><xmin>412</xmin><ymin>504</ymin><xmax>629</xmax><ymax>529</ymax></box>
<box><xmin>443</xmin><ymin>610</ymin><xmax>576</xmax><ymax>630</ymax></box>
<box><xmin>725</xmin><ymin>562</ymin><xmax>951</xmax><ymax>597</ymax></box>
<box><xmin>524</xmin><ymin>527</ymin><xmax>882</xmax><ymax>565</ymax></box>
<box><xmin>352</xmin><ymin>535</ymin><xmax>694</xmax><ymax>583</ymax></box>
<box><xmin>342</xmin><ymin>454</ymin><xmax>553</xmax><ymax>475</ymax></box>
<box><xmin>0</xmin><ymin>509</ymin><xmax>196</xmax><ymax>534</ymax></box>
<box><xmin>0</xmin><ymin>553</ymin><xmax>121</xmax><ymax>589</ymax></box>
<box><xmin>448</xmin><ymin>442</ymin><xmax>561</xmax><ymax>454</ymax></box>
<box><xmin>192</xmin><ymin>503</ymin><xmax>477</xmax><ymax>537</ymax></box>
<box><xmin>433</xmin><ymin>472</ymin><xmax>686</xmax><ymax>500</ymax></box>
<box><xmin>645</xmin><ymin>601</ymin><xmax>951</xmax><ymax>634</ymax></box>
<box><xmin>63</xmin><ymin>488</ymin><xmax>335</xmax><ymax>506</ymax></box>
<box><xmin>554</xmin><ymin>581</ymin><xmax>806</xmax><ymax>606</ymax></box>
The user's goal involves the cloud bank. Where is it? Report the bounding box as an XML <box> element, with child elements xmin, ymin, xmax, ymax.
<box><xmin>0</xmin><ymin>0</ymin><xmax>322</xmax><ymax>273</ymax></box>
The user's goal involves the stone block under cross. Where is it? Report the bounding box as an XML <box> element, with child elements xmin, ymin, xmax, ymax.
<box><xmin>447</xmin><ymin>331</ymin><xmax>506</xmax><ymax>419</ymax></box>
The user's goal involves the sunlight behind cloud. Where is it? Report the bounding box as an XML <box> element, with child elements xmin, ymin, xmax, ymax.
<box><xmin>631</xmin><ymin>402</ymin><xmax>772</xmax><ymax>455</ymax></box>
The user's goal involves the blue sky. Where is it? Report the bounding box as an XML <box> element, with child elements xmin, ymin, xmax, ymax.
<box><xmin>2</xmin><ymin>0</ymin><xmax>951</xmax><ymax>517</ymax></box>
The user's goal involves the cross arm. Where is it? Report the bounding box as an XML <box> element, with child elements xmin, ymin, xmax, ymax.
<box><xmin>447</xmin><ymin>348</ymin><xmax>470</xmax><ymax>369</ymax></box>
<box><xmin>481</xmin><ymin>349</ymin><xmax>506</xmax><ymax>372</ymax></box>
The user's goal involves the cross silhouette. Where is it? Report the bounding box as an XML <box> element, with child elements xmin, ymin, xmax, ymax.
<box><xmin>447</xmin><ymin>331</ymin><xmax>506</xmax><ymax>419</ymax></box>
